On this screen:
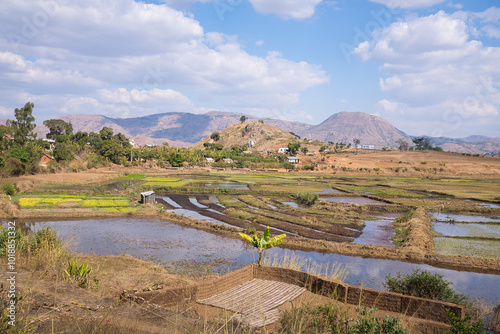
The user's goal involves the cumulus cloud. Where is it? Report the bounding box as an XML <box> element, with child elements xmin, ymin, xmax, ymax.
<box><xmin>369</xmin><ymin>0</ymin><xmax>445</xmax><ymax>9</ymax></box>
<box><xmin>248</xmin><ymin>0</ymin><xmax>323</xmax><ymax>20</ymax></box>
<box><xmin>355</xmin><ymin>10</ymin><xmax>500</xmax><ymax>137</ymax></box>
<box><xmin>0</xmin><ymin>0</ymin><xmax>328</xmax><ymax>121</ymax></box>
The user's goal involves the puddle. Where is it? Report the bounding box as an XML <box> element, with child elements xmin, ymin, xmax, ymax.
<box><xmin>204</xmin><ymin>182</ymin><xmax>249</xmax><ymax>190</ymax></box>
<box><xmin>208</xmin><ymin>195</ymin><xmax>225</xmax><ymax>208</ymax></box>
<box><xmin>433</xmin><ymin>222</ymin><xmax>500</xmax><ymax>238</ymax></box>
<box><xmin>160</xmin><ymin>196</ymin><xmax>181</xmax><ymax>208</ymax></box>
<box><xmin>322</xmin><ymin>197</ymin><xmax>387</xmax><ymax>205</ymax></box>
<box><xmin>281</xmin><ymin>201</ymin><xmax>307</xmax><ymax>209</ymax></box>
<box><xmin>319</xmin><ymin>188</ymin><xmax>342</xmax><ymax>194</ymax></box>
<box><xmin>168</xmin><ymin>209</ymin><xmax>232</xmax><ymax>227</ymax></box>
<box><xmin>431</xmin><ymin>212</ymin><xmax>500</xmax><ymax>223</ymax></box>
<box><xmin>355</xmin><ymin>214</ymin><xmax>397</xmax><ymax>247</ymax></box>
<box><xmin>189</xmin><ymin>197</ymin><xmax>208</xmax><ymax>209</ymax></box>
<box><xmin>18</xmin><ymin>218</ymin><xmax>500</xmax><ymax>305</ymax></box>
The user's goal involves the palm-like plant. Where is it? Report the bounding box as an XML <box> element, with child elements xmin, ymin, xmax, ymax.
<box><xmin>239</xmin><ymin>226</ymin><xmax>286</xmax><ymax>266</ymax></box>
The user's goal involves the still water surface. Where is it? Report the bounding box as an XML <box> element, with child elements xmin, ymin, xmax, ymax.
<box><xmin>18</xmin><ymin>218</ymin><xmax>500</xmax><ymax>305</ymax></box>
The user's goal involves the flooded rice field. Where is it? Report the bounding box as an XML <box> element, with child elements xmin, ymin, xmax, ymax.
<box><xmin>431</xmin><ymin>212</ymin><xmax>500</xmax><ymax>223</ymax></box>
<box><xmin>17</xmin><ymin>218</ymin><xmax>500</xmax><ymax>306</ymax></box>
<box><xmin>321</xmin><ymin>197</ymin><xmax>387</xmax><ymax>205</ymax></box>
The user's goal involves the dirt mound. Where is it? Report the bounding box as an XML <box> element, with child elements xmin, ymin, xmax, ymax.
<box><xmin>0</xmin><ymin>198</ymin><xmax>20</xmax><ymax>218</ymax></box>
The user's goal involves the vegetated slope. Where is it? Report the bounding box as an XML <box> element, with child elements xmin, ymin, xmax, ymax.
<box><xmin>430</xmin><ymin>136</ymin><xmax>500</xmax><ymax>155</ymax></box>
<box><xmin>300</xmin><ymin>111</ymin><xmax>412</xmax><ymax>149</ymax></box>
<box><xmin>191</xmin><ymin>121</ymin><xmax>299</xmax><ymax>151</ymax></box>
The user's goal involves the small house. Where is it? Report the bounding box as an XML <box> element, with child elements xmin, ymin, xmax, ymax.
<box><xmin>277</xmin><ymin>147</ymin><xmax>288</xmax><ymax>154</ymax></box>
<box><xmin>205</xmin><ymin>157</ymin><xmax>214</xmax><ymax>163</ymax></box>
<box><xmin>284</xmin><ymin>157</ymin><xmax>299</xmax><ymax>164</ymax></box>
<box><xmin>222</xmin><ymin>158</ymin><xmax>234</xmax><ymax>164</ymax></box>
<box><xmin>241</xmin><ymin>151</ymin><xmax>252</xmax><ymax>154</ymax></box>
<box><xmin>141</xmin><ymin>191</ymin><xmax>156</xmax><ymax>204</ymax></box>
<box><xmin>39</xmin><ymin>154</ymin><xmax>54</xmax><ymax>167</ymax></box>
<box><xmin>361</xmin><ymin>145</ymin><xmax>375</xmax><ymax>150</ymax></box>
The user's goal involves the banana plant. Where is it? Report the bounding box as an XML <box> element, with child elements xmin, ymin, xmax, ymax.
<box><xmin>239</xmin><ymin>226</ymin><xmax>286</xmax><ymax>266</ymax></box>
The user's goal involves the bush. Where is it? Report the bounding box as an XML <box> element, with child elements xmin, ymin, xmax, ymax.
<box><xmin>445</xmin><ymin>310</ymin><xmax>484</xmax><ymax>334</ymax></box>
<box><xmin>292</xmin><ymin>192</ymin><xmax>319</xmax><ymax>206</ymax></box>
<box><xmin>2</xmin><ymin>183</ymin><xmax>16</xmax><ymax>196</ymax></box>
<box><xmin>384</xmin><ymin>269</ymin><xmax>467</xmax><ymax>304</ymax></box>
<box><xmin>4</xmin><ymin>157</ymin><xmax>24</xmax><ymax>176</ymax></box>
<box><xmin>278</xmin><ymin>304</ymin><xmax>409</xmax><ymax>334</ymax></box>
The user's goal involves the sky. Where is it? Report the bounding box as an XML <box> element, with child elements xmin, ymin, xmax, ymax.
<box><xmin>0</xmin><ymin>0</ymin><xmax>499</xmax><ymax>138</ymax></box>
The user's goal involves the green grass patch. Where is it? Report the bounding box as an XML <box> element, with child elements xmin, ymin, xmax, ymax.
<box><xmin>217</xmin><ymin>195</ymin><xmax>247</xmax><ymax>208</ymax></box>
<box><xmin>114</xmin><ymin>173</ymin><xmax>145</xmax><ymax>180</ymax></box>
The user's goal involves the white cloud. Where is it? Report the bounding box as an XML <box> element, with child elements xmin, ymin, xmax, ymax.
<box><xmin>0</xmin><ymin>0</ymin><xmax>328</xmax><ymax>122</ymax></box>
<box><xmin>255</xmin><ymin>40</ymin><xmax>265</xmax><ymax>47</ymax></box>
<box><xmin>248</xmin><ymin>0</ymin><xmax>323</xmax><ymax>20</ymax></box>
<box><xmin>369</xmin><ymin>0</ymin><xmax>445</xmax><ymax>9</ymax></box>
<box><xmin>356</xmin><ymin>10</ymin><xmax>500</xmax><ymax>137</ymax></box>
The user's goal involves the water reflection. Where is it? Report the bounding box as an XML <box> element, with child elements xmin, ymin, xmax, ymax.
<box><xmin>17</xmin><ymin>218</ymin><xmax>500</xmax><ymax>305</ymax></box>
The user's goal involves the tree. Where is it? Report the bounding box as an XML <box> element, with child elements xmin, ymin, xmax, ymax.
<box><xmin>43</xmin><ymin>119</ymin><xmax>73</xmax><ymax>139</ymax></box>
<box><xmin>396</xmin><ymin>138</ymin><xmax>409</xmax><ymax>151</ymax></box>
<box><xmin>53</xmin><ymin>142</ymin><xmax>75</xmax><ymax>162</ymax></box>
<box><xmin>99</xmin><ymin>140</ymin><xmax>123</xmax><ymax>164</ymax></box>
<box><xmin>240</xmin><ymin>115</ymin><xmax>247</xmax><ymax>123</ymax></box>
<box><xmin>7</xmin><ymin>148</ymin><xmax>29</xmax><ymax>163</ymax></box>
<box><xmin>239</xmin><ymin>226</ymin><xmax>286</xmax><ymax>266</ymax></box>
<box><xmin>99</xmin><ymin>127</ymin><xmax>114</xmax><ymax>141</ymax></box>
<box><xmin>301</xmin><ymin>147</ymin><xmax>309</xmax><ymax>154</ymax></box>
<box><xmin>168</xmin><ymin>151</ymin><xmax>185</xmax><ymax>167</ymax></box>
<box><xmin>287</xmin><ymin>142</ymin><xmax>301</xmax><ymax>155</ymax></box>
<box><xmin>210</xmin><ymin>132</ymin><xmax>220</xmax><ymax>141</ymax></box>
<box><xmin>413</xmin><ymin>137</ymin><xmax>432</xmax><ymax>150</ymax></box>
<box><xmin>7</xmin><ymin>102</ymin><xmax>36</xmax><ymax>147</ymax></box>
<box><xmin>353</xmin><ymin>138</ymin><xmax>361</xmax><ymax>154</ymax></box>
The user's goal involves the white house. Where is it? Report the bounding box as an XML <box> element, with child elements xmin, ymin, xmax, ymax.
<box><xmin>205</xmin><ymin>157</ymin><xmax>214</xmax><ymax>163</ymax></box>
<box><xmin>284</xmin><ymin>157</ymin><xmax>299</xmax><ymax>164</ymax></box>
<box><xmin>277</xmin><ymin>147</ymin><xmax>288</xmax><ymax>154</ymax></box>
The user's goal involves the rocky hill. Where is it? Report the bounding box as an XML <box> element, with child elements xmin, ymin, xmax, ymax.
<box><xmin>191</xmin><ymin>121</ymin><xmax>298</xmax><ymax>150</ymax></box>
<box><xmin>2</xmin><ymin>110</ymin><xmax>498</xmax><ymax>154</ymax></box>
<box><xmin>301</xmin><ymin>112</ymin><xmax>412</xmax><ymax>148</ymax></box>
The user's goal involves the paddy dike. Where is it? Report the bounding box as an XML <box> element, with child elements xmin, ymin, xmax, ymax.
<box><xmin>159</xmin><ymin>194</ymin><xmax>359</xmax><ymax>242</ymax></box>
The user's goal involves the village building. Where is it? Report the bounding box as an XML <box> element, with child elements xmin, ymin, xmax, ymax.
<box><xmin>284</xmin><ymin>157</ymin><xmax>299</xmax><ymax>164</ymax></box>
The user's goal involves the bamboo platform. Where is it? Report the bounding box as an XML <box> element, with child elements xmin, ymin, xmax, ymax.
<box><xmin>197</xmin><ymin>278</ymin><xmax>306</xmax><ymax>327</ymax></box>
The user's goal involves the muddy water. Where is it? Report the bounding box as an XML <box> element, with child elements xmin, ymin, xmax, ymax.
<box><xmin>433</xmin><ymin>222</ymin><xmax>500</xmax><ymax>238</ymax></box>
<box><xmin>322</xmin><ymin>197</ymin><xmax>387</xmax><ymax>205</ymax></box>
<box><xmin>431</xmin><ymin>212</ymin><xmax>500</xmax><ymax>223</ymax></box>
<box><xmin>355</xmin><ymin>214</ymin><xmax>398</xmax><ymax>247</ymax></box>
<box><xmin>19</xmin><ymin>218</ymin><xmax>500</xmax><ymax>305</ymax></box>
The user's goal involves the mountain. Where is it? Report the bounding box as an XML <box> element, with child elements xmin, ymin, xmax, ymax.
<box><xmin>4</xmin><ymin>110</ymin><xmax>497</xmax><ymax>154</ymax></box>
<box><xmin>192</xmin><ymin>121</ymin><xmax>298</xmax><ymax>151</ymax></box>
<box><xmin>300</xmin><ymin>112</ymin><xmax>412</xmax><ymax>148</ymax></box>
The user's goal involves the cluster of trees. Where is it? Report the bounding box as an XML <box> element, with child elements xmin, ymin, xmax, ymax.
<box><xmin>0</xmin><ymin>102</ymin><xmax>135</xmax><ymax>176</ymax></box>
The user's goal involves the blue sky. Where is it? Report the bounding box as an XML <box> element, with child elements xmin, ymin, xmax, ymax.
<box><xmin>0</xmin><ymin>0</ymin><xmax>499</xmax><ymax>138</ymax></box>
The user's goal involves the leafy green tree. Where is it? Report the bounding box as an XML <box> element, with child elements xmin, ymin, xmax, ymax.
<box><xmin>99</xmin><ymin>127</ymin><xmax>114</xmax><ymax>140</ymax></box>
<box><xmin>167</xmin><ymin>151</ymin><xmax>185</xmax><ymax>167</ymax></box>
<box><xmin>239</xmin><ymin>226</ymin><xmax>286</xmax><ymax>265</ymax></box>
<box><xmin>240</xmin><ymin>115</ymin><xmax>247</xmax><ymax>123</ymax></box>
<box><xmin>7</xmin><ymin>102</ymin><xmax>36</xmax><ymax>147</ymax></box>
<box><xmin>88</xmin><ymin>132</ymin><xmax>102</xmax><ymax>150</ymax></box>
<box><xmin>287</xmin><ymin>142</ymin><xmax>301</xmax><ymax>155</ymax></box>
<box><xmin>43</xmin><ymin>119</ymin><xmax>73</xmax><ymax>139</ymax></box>
<box><xmin>210</xmin><ymin>132</ymin><xmax>220</xmax><ymax>141</ymax></box>
<box><xmin>99</xmin><ymin>140</ymin><xmax>123</xmax><ymax>164</ymax></box>
<box><xmin>301</xmin><ymin>147</ymin><xmax>309</xmax><ymax>154</ymax></box>
<box><xmin>7</xmin><ymin>148</ymin><xmax>29</xmax><ymax>163</ymax></box>
<box><xmin>413</xmin><ymin>137</ymin><xmax>432</xmax><ymax>150</ymax></box>
<box><xmin>53</xmin><ymin>142</ymin><xmax>75</xmax><ymax>162</ymax></box>
<box><xmin>0</xmin><ymin>157</ymin><xmax>4</xmax><ymax>168</ymax></box>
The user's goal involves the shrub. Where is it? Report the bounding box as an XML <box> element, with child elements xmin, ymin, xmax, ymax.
<box><xmin>445</xmin><ymin>310</ymin><xmax>484</xmax><ymax>334</ymax></box>
<box><xmin>2</xmin><ymin>183</ymin><xmax>16</xmax><ymax>196</ymax></box>
<box><xmin>292</xmin><ymin>192</ymin><xmax>319</xmax><ymax>206</ymax></box>
<box><xmin>278</xmin><ymin>304</ymin><xmax>409</xmax><ymax>334</ymax></box>
<box><xmin>4</xmin><ymin>157</ymin><xmax>24</xmax><ymax>176</ymax></box>
<box><xmin>384</xmin><ymin>269</ymin><xmax>467</xmax><ymax>304</ymax></box>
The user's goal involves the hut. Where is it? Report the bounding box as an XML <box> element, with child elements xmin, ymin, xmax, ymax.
<box><xmin>141</xmin><ymin>191</ymin><xmax>156</xmax><ymax>204</ymax></box>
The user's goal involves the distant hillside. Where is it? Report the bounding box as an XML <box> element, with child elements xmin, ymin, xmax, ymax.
<box><xmin>2</xmin><ymin>109</ymin><xmax>497</xmax><ymax>154</ymax></box>
<box><xmin>192</xmin><ymin>121</ymin><xmax>298</xmax><ymax>150</ymax></box>
<box><xmin>300</xmin><ymin>112</ymin><xmax>412</xmax><ymax>149</ymax></box>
